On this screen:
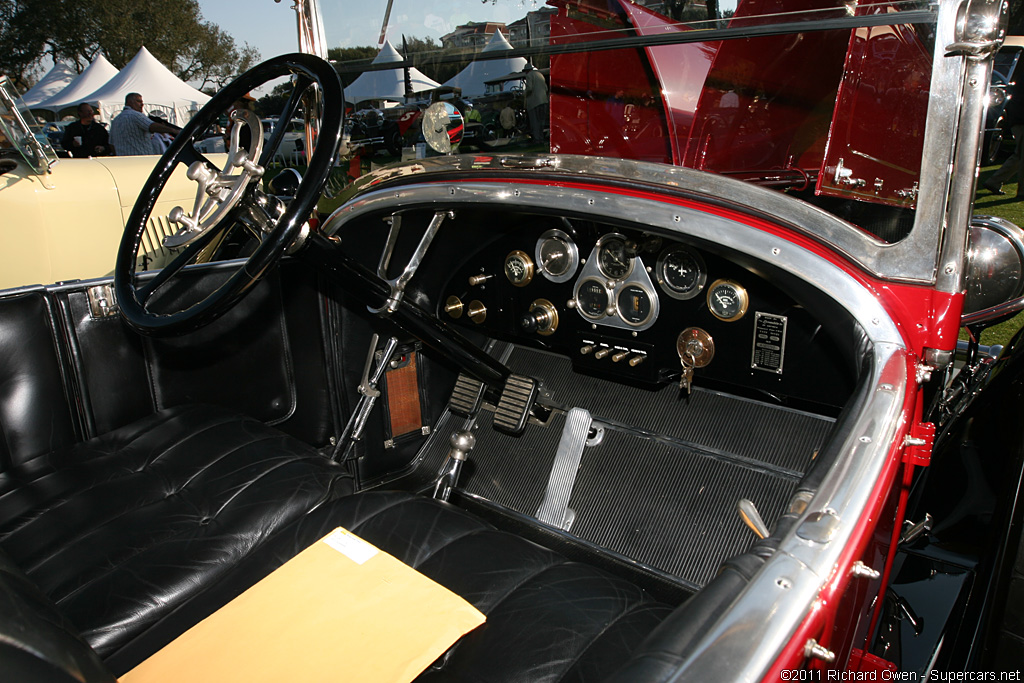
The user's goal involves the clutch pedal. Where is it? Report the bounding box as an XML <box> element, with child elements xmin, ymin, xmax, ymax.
<box><xmin>492</xmin><ymin>374</ymin><xmax>538</xmax><ymax>436</ymax></box>
<box><xmin>448</xmin><ymin>373</ymin><xmax>486</xmax><ymax>418</ymax></box>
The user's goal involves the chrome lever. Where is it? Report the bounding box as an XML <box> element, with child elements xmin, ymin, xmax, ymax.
<box><xmin>738</xmin><ymin>498</ymin><xmax>770</xmax><ymax>539</ymax></box>
<box><xmin>433</xmin><ymin>430</ymin><xmax>475</xmax><ymax>502</ymax></box>
<box><xmin>372</xmin><ymin>210</ymin><xmax>453</xmax><ymax>314</ymax></box>
<box><xmin>334</xmin><ymin>334</ymin><xmax>399</xmax><ymax>461</ymax></box>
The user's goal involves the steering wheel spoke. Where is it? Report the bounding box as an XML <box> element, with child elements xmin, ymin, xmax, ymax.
<box><xmin>260</xmin><ymin>75</ymin><xmax>314</xmax><ymax>167</ymax></box>
<box><xmin>114</xmin><ymin>53</ymin><xmax>343</xmax><ymax>335</ymax></box>
<box><xmin>136</xmin><ymin>220</ymin><xmax>231</xmax><ymax>303</ymax></box>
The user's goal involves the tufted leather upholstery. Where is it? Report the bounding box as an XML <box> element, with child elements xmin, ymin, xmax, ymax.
<box><xmin>107</xmin><ymin>491</ymin><xmax>677</xmax><ymax>682</ymax></box>
<box><xmin>0</xmin><ymin>403</ymin><xmax>354</xmax><ymax>663</ymax></box>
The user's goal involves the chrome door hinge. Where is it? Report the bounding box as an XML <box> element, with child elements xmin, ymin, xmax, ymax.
<box><xmin>87</xmin><ymin>284</ymin><xmax>119</xmax><ymax>319</ymax></box>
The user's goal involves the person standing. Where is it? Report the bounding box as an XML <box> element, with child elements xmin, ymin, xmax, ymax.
<box><xmin>61</xmin><ymin>103</ymin><xmax>110</xmax><ymax>158</ymax></box>
<box><xmin>109</xmin><ymin>93</ymin><xmax>179</xmax><ymax>156</ymax></box>
<box><xmin>984</xmin><ymin>78</ymin><xmax>1024</xmax><ymax>197</ymax></box>
<box><xmin>523</xmin><ymin>63</ymin><xmax>549</xmax><ymax>143</ymax></box>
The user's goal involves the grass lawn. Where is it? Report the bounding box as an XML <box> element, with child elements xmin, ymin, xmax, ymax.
<box><xmin>969</xmin><ymin>165</ymin><xmax>1024</xmax><ymax>347</ymax></box>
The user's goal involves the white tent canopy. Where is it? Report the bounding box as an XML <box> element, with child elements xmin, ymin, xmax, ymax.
<box><xmin>443</xmin><ymin>31</ymin><xmax>526</xmax><ymax>98</ymax></box>
<box><xmin>74</xmin><ymin>47</ymin><xmax>210</xmax><ymax>125</ymax></box>
<box><xmin>345</xmin><ymin>40</ymin><xmax>440</xmax><ymax>105</ymax></box>
<box><xmin>33</xmin><ymin>55</ymin><xmax>120</xmax><ymax>117</ymax></box>
<box><xmin>21</xmin><ymin>63</ymin><xmax>77</xmax><ymax>108</ymax></box>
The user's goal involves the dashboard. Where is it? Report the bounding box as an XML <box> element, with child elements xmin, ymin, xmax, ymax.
<box><xmin>426</xmin><ymin>211</ymin><xmax>856</xmax><ymax>411</ymax></box>
<box><xmin>337</xmin><ymin>204</ymin><xmax>859</xmax><ymax>413</ymax></box>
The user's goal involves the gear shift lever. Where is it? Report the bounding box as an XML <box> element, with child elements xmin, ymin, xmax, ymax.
<box><xmin>433</xmin><ymin>430</ymin><xmax>475</xmax><ymax>502</ymax></box>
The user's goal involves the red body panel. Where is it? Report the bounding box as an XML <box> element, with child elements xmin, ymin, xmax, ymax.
<box><xmin>818</xmin><ymin>16</ymin><xmax>932</xmax><ymax>209</ymax></box>
<box><xmin>549</xmin><ymin>0</ymin><xmax>931</xmax><ymax>214</ymax></box>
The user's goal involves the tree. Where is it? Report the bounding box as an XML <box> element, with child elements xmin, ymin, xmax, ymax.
<box><xmin>0</xmin><ymin>0</ymin><xmax>258</xmax><ymax>91</ymax></box>
<box><xmin>0</xmin><ymin>0</ymin><xmax>50</xmax><ymax>91</ymax></box>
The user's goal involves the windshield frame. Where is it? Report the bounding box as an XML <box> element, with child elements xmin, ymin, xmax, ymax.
<box><xmin>302</xmin><ymin>0</ymin><xmax>999</xmax><ymax>290</ymax></box>
<box><xmin>0</xmin><ymin>75</ymin><xmax>58</xmax><ymax>175</ymax></box>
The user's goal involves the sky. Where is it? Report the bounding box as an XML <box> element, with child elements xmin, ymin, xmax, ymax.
<box><xmin>197</xmin><ymin>0</ymin><xmax>542</xmax><ymax>61</ymax></box>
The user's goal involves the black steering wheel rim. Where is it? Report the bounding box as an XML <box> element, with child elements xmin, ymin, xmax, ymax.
<box><xmin>114</xmin><ymin>53</ymin><xmax>343</xmax><ymax>336</ymax></box>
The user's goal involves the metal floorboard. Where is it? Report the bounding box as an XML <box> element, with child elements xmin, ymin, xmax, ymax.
<box><xmin>416</xmin><ymin>346</ymin><xmax>835</xmax><ymax>588</ymax></box>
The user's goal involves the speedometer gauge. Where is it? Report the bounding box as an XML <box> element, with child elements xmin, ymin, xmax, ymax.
<box><xmin>706</xmin><ymin>279</ymin><xmax>749</xmax><ymax>322</ymax></box>
<box><xmin>535</xmin><ymin>229</ymin><xmax>579</xmax><ymax>283</ymax></box>
<box><xmin>656</xmin><ymin>246</ymin><xmax>706</xmax><ymax>300</ymax></box>
<box><xmin>596</xmin><ymin>234</ymin><xmax>634</xmax><ymax>280</ymax></box>
<box><xmin>575</xmin><ymin>278</ymin><xmax>611</xmax><ymax>319</ymax></box>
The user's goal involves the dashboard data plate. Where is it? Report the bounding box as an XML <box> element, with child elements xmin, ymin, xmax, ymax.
<box><xmin>751</xmin><ymin>312</ymin><xmax>787</xmax><ymax>374</ymax></box>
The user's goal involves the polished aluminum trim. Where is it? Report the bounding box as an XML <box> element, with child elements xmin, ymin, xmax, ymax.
<box><xmin>326</xmin><ymin>180</ymin><xmax>903</xmax><ymax>344</ymax></box>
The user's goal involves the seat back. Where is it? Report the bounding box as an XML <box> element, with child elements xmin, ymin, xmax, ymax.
<box><xmin>0</xmin><ymin>291</ymin><xmax>78</xmax><ymax>471</ymax></box>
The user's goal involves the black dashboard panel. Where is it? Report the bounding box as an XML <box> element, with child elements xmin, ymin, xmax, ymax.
<box><xmin>344</xmin><ymin>206</ymin><xmax>859</xmax><ymax>412</ymax></box>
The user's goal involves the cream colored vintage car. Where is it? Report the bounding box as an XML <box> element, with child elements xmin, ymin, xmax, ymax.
<box><xmin>0</xmin><ymin>75</ymin><xmax>211</xmax><ymax>290</ymax></box>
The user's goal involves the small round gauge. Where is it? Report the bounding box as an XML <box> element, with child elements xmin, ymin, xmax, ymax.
<box><xmin>597</xmin><ymin>234</ymin><xmax>634</xmax><ymax>281</ymax></box>
<box><xmin>535</xmin><ymin>229</ymin><xmax>579</xmax><ymax>283</ymax></box>
<box><xmin>575</xmin><ymin>278</ymin><xmax>611</xmax><ymax>319</ymax></box>
<box><xmin>706</xmin><ymin>279</ymin><xmax>749</xmax><ymax>322</ymax></box>
<box><xmin>617</xmin><ymin>284</ymin><xmax>655</xmax><ymax>326</ymax></box>
<box><xmin>657</xmin><ymin>246</ymin><xmax>707</xmax><ymax>300</ymax></box>
<box><xmin>504</xmin><ymin>250</ymin><xmax>535</xmax><ymax>287</ymax></box>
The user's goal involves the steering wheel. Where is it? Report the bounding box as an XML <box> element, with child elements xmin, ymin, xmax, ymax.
<box><xmin>114</xmin><ymin>53</ymin><xmax>343</xmax><ymax>335</ymax></box>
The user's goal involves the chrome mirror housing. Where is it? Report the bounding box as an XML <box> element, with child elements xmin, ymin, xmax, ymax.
<box><xmin>962</xmin><ymin>215</ymin><xmax>1024</xmax><ymax>325</ymax></box>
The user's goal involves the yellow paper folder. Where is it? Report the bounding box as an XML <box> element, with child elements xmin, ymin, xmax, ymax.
<box><xmin>121</xmin><ymin>528</ymin><xmax>486</xmax><ymax>683</ymax></box>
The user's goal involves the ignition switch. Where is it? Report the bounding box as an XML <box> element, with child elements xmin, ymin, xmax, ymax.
<box><xmin>520</xmin><ymin>299</ymin><xmax>559</xmax><ymax>336</ymax></box>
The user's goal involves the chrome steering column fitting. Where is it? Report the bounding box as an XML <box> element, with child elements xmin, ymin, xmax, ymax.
<box><xmin>433</xmin><ymin>430</ymin><xmax>476</xmax><ymax>502</ymax></box>
<box><xmin>372</xmin><ymin>211</ymin><xmax>453</xmax><ymax>315</ymax></box>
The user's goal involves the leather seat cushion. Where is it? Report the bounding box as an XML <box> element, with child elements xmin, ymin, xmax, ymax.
<box><xmin>108</xmin><ymin>490</ymin><xmax>676</xmax><ymax>681</ymax></box>
<box><xmin>0</xmin><ymin>404</ymin><xmax>353</xmax><ymax>659</ymax></box>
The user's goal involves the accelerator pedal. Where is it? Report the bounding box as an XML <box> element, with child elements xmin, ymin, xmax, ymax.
<box><xmin>536</xmin><ymin>407</ymin><xmax>593</xmax><ymax>531</ymax></box>
<box><xmin>448</xmin><ymin>373</ymin><xmax>486</xmax><ymax>418</ymax></box>
<box><xmin>493</xmin><ymin>374</ymin><xmax>538</xmax><ymax>436</ymax></box>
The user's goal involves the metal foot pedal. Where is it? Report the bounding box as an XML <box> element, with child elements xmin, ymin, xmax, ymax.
<box><xmin>492</xmin><ymin>374</ymin><xmax>538</xmax><ymax>436</ymax></box>
<box><xmin>536</xmin><ymin>407</ymin><xmax>593</xmax><ymax>531</ymax></box>
<box><xmin>449</xmin><ymin>373</ymin><xmax>485</xmax><ymax>417</ymax></box>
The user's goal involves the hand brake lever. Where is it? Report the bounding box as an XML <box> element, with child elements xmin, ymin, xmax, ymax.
<box><xmin>334</xmin><ymin>333</ymin><xmax>399</xmax><ymax>462</ymax></box>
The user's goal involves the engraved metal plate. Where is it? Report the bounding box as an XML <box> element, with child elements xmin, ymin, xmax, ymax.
<box><xmin>751</xmin><ymin>312</ymin><xmax>787</xmax><ymax>374</ymax></box>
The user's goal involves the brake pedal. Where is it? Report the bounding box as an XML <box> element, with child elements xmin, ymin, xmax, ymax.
<box><xmin>448</xmin><ymin>373</ymin><xmax>486</xmax><ymax>417</ymax></box>
<box><xmin>492</xmin><ymin>374</ymin><xmax>538</xmax><ymax>436</ymax></box>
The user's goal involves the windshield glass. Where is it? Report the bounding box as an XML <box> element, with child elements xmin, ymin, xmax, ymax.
<box><xmin>317</xmin><ymin>0</ymin><xmax>938</xmax><ymax>248</ymax></box>
<box><xmin>0</xmin><ymin>75</ymin><xmax>58</xmax><ymax>174</ymax></box>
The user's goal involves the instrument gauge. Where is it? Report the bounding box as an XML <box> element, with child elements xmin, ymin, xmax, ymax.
<box><xmin>657</xmin><ymin>246</ymin><xmax>706</xmax><ymax>300</ymax></box>
<box><xmin>596</xmin><ymin>234</ymin><xmax>634</xmax><ymax>281</ymax></box>
<box><xmin>617</xmin><ymin>284</ymin><xmax>655</xmax><ymax>326</ymax></box>
<box><xmin>535</xmin><ymin>229</ymin><xmax>579</xmax><ymax>283</ymax></box>
<box><xmin>575</xmin><ymin>278</ymin><xmax>611</xmax><ymax>319</ymax></box>
<box><xmin>706</xmin><ymin>279</ymin><xmax>749</xmax><ymax>322</ymax></box>
<box><xmin>504</xmin><ymin>250</ymin><xmax>535</xmax><ymax>287</ymax></box>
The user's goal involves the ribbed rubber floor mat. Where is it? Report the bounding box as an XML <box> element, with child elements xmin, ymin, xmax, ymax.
<box><xmin>418</xmin><ymin>346</ymin><xmax>834</xmax><ymax>588</ymax></box>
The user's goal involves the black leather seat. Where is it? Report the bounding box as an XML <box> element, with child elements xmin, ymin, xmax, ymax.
<box><xmin>0</xmin><ymin>403</ymin><xmax>354</xmax><ymax>663</ymax></box>
<box><xmin>177</xmin><ymin>491</ymin><xmax>678</xmax><ymax>683</ymax></box>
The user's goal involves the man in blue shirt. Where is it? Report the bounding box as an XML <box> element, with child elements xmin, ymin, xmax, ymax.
<box><xmin>109</xmin><ymin>93</ymin><xmax>179</xmax><ymax>155</ymax></box>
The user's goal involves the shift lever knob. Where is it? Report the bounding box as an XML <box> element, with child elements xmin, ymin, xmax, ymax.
<box><xmin>448</xmin><ymin>431</ymin><xmax>476</xmax><ymax>461</ymax></box>
<box><xmin>434</xmin><ymin>431</ymin><xmax>475</xmax><ymax>502</ymax></box>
